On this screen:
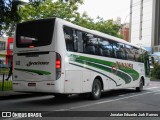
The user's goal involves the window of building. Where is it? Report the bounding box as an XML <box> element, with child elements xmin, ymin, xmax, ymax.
<box><xmin>0</xmin><ymin>41</ymin><xmax>6</xmax><ymax>50</ymax></box>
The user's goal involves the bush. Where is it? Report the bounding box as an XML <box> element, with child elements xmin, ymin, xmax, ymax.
<box><xmin>151</xmin><ymin>63</ymin><xmax>160</xmax><ymax>80</ymax></box>
<box><xmin>155</xmin><ymin>70</ymin><xmax>160</xmax><ymax>79</ymax></box>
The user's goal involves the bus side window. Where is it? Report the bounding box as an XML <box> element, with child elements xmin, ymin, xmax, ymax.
<box><xmin>64</xmin><ymin>27</ymin><xmax>74</xmax><ymax>52</ymax></box>
<box><xmin>76</xmin><ymin>31</ymin><xmax>84</xmax><ymax>53</ymax></box>
<box><xmin>125</xmin><ymin>45</ymin><xmax>134</xmax><ymax>61</ymax></box>
<box><xmin>112</xmin><ymin>42</ymin><xmax>118</xmax><ymax>58</ymax></box>
<box><xmin>84</xmin><ymin>33</ymin><xmax>96</xmax><ymax>55</ymax></box>
<box><xmin>115</xmin><ymin>42</ymin><xmax>125</xmax><ymax>59</ymax></box>
<box><xmin>134</xmin><ymin>48</ymin><xmax>140</xmax><ymax>62</ymax></box>
<box><xmin>100</xmin><ymin>38</ymin><xmax>112</xmax><ymax>57</ymax></box>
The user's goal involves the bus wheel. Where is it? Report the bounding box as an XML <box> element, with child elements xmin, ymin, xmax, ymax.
<box><xmin>90</xmin><ymin>79</ymin><xmax>102</xmax><ymax>100</ymax></box>
<box><xmin>136</xmin><ymin>78</ymin><xmax>144</xmax><ymax>92</ymax></box>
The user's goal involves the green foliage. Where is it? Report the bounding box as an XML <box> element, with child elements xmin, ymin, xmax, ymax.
<box><xmin>1</xmin><ymin>0</ymin><xmax>123</xmax><ymax>38</ymax></box>
<box><xmin>0</xmin><ymin>81</ymin><xmax>12</xmax><ymax>91</ymax></box>
<box><xmin>0</xmin><ymin>0</ymin><xmax>24</xmax><ymax>36</ymax></box>
<box><xmin>151</xmin><ymin>63</ymin><xmax>160</xmax><ymax>80</ymax></box>
<box><xmin>19</xmin><ymin>0</ymin><xmax>83</xmax><ymax>22</ymax></box>
<box><xmin>0</xmin><ymin>68</ymin><xmax>9</xmax><ymax>75</ymax></box>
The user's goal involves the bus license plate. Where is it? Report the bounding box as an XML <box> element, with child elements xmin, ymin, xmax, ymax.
<box><xmin>28</xmin><ymin>83</ymin><xmax>36</xmax><ymax>86</ymax></box>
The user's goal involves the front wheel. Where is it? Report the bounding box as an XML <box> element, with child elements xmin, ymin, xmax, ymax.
<box><xmin>90</xmin><ymin>79</ymin><xmax>102</xmax><ymax>100</ymax></box>
<box><xmin>136</xmin><ymin>78</ymin><xmax>144</xmax><ymax>92</ymax></box>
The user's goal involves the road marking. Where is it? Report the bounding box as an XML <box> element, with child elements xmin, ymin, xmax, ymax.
<box><xmin>145</xmin><ymin>87</ymin><xmax>159</xmax><ymax>89</ymax></box>
<box><xmin>154</xmin><ymin>92</ymin><xmax>160</xmax><ymax>95</ymax></box>
<box><xmin>55</xmin><ymin>89</ymin><xmax>160</xmax><ymax>111</ymax></box>
<box><xmin>118</xmin><ymin>95</ymin><xmax>126</xmax><ymax>97</ymax></box>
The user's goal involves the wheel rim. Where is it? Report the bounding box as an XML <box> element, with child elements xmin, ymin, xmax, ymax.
<box><xmin>93</xmin><ymin>83</ymin><xmax>100</xmax><ymax>96</ymax></box>
<box><xmin>140</xmin><ymin>80</ymin><xmax>143</xmax><ymax>90</ymax></box>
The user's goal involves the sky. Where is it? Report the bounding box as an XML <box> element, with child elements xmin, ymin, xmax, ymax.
<box><xmin>78</xmin><ymin>0</ymin><xmax>130</xmax><ymax>23</ymax></box>
<box><xmin>22</xmin><ymin>0</ymin><xmax>131</xmax><ymax>23</ymax></box>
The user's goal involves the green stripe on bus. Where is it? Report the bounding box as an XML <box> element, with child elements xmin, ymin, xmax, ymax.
<box><xmin>70</xmin><ymin>63</ymin><xmax>121</xmax><ymax>86</ymax></box>
<box><xmin>69</xmin><ymin>54</ymin><xmax>139</xmax><ymax>83</ymax></box>
<box><xmin>14</xmin><ymin>68</ymin><xmax>51</xmax><ymax>75</ymax></box>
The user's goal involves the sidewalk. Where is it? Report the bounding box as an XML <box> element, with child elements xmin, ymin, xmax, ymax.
<box><xmin>0</xmin><ymin>91</ymin><xmax>39</xmax><ymax>100</ymax></box>
<box><xmin>0</xmin><ymin>91</ymin><xmax>48</xmax><ymax>100</ymax></box>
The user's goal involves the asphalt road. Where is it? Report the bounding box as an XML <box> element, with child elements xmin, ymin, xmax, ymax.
<box><xmin>0</xmin><ymin>81</ymin><xmax>160</xmax><ymax>120</ymax></box>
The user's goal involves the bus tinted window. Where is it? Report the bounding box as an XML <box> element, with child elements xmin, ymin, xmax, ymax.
<box><xmin>84</xmin><ymin>34</ymin><xmax>98</xmax><ymax>55</ymax></box>
<box><xmin>125</xmin><ymin>45</ymin><xmax>134</xmax><ymax>60</ymax></box>
<box><xmin>16</xmin><ymin>19</ymin><xmax>55</xmax><ymax>48</ymax></box>
<box><xmin>99</xmin><ymin>38</ymin><xmax>112</xmax><ymax>57</ymax></box>
<box><xmin>64</xmin><ymin>27</ymin><xmax>75</xmax><ymax>52</ymax></box>
<box><xmin>63</xmin><ymin>26</ymin><xmax>145</xmax><ymax>62</ymax></box>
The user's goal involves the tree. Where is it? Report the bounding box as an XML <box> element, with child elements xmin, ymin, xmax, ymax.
<box><xmin>1</xmin><ymin>0</ymin><xmax>122</xmax><ymax>38</ymax></box>
<box><xmin>0</xmin><ymin>0</ymin><xmax>24</xmax><ymax>36</ymax></box>
<box><xmin>19</xmin><ymin>0</ymin><xmax>83</xmax><ymax>22</ymax></box>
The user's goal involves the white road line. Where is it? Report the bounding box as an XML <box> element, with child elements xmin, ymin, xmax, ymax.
<box><xmin>118</xmin><ymin>95</ymin><xmax>126</xmax><ymax>97</ymax></box>
<box><xmin>145</xmin><ymin>87</ymin><xmax>159</xmax><ymax>89</ymax></box>
<box><xmin>55</xmin><ymin>89</ymin><xmax>160</xmax><ymax>111</ymax></box>
<box><xmin>154</xmin><ymin>92</ymin><xmax>160</xmax><ymax>95</ymax></box>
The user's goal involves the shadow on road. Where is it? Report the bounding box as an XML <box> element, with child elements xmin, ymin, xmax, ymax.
<box><xmin>19</xmin><ymin>89</ymin><xmax>146</xmax><ymax>106</ymax></box>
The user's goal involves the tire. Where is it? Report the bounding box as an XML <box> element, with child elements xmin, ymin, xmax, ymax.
<box><xmin>90</xmin><ymin>79</ymin><xmax>102</xmax><ymax>100</ymax></box>
<box><xmin>136</xmin><ymin>78</ymin><xmax>144</xmax><ymax>92</ymax></box>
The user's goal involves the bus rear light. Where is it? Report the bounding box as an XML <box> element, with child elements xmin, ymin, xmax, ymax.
<box><xmin>56</xmin><ymin>60</ymin><xmax>61</xmax><ymax>69</ymax></box>
<box><xmin>28</xmin><ymin>45</ymin><xmax>35</xmax><ymax>48</ymax></box>
<box><xmin>56</xmin><ymin>53</ymin><xmax>61</xmax><ymax>80</ymax></box>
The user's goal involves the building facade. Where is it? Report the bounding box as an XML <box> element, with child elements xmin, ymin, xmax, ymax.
<box><xmin>0</xmin><ymin>37</ymin><xmax>13</xmax><ymax>66</ymax></box>
<box><xmin>152</xmin><ymin>0</ymin><xmax>160</xmax><ymax>55</ymax></box>
<box><xmin>6</xmin><ymin>37</ymin><xmax>13</xmax><ymax>65</ymax></box>
<box><xmin>130</xmin><ymin>0</ymin><xmax>153</xmax><ymax>51</ymax></box>
<box><xmin>0</xmin><ymin>37</ymin><xmax>7</xmax><ymax>66</ymax></box>
<box><xmin>120</xmin><ymin>23</ymin><xmax>130</xmax><ymax>42</ymax></box>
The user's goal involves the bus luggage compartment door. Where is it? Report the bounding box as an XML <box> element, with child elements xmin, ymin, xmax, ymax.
<box><xmin>65</xmin><ymin>70</ymin><xmax>82</xmax><ymax>93</ymax></box>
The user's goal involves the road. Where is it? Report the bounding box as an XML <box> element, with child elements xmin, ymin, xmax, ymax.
<box><xmin>0</xmin><ymin>81</ymin><xmax>160</xmax><ymax>120</ymax></box>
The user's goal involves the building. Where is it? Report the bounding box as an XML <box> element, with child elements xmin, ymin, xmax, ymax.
<box><xmin>120</xmin><ymin>23</ymin><xmax>130</xmax><ymax>42</ymax></box>
<box><xmin>130</xmin><ymin>0</ymin><xmax>153</xmax><ymax>51</ymax></box>
<box><xmin>152</xmin><ymin>0</ymin><xmax>160</xmax><ymax>55</ymax></box>
<box><xmin>0</xmin><ymin>37</ymin><xmax>13</xmax><ymax>66</ymax></box>
<box><xmin>0</xmin><ymin>37</ymin><xmax>7</xmax><ymax>66</ymax></box>
<box><xmin>6</xmin><ymin>37</ymin><xmax>13</xmax><ymax>65</ymax></box>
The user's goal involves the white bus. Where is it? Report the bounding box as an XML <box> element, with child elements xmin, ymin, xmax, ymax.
<box><xmin>13</xmin><ymin>18</ymin><xmax>150</xmax><ymax>100</ymax></box>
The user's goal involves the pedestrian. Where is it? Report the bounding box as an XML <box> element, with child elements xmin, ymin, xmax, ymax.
<box><xmin>5</xmin><ymin>62</ymin><xmax>13</xmax><ymax>81</ymax></box>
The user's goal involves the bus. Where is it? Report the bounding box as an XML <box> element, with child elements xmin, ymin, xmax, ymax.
<box><xmin>13</xmin><ymin>18</ymin><xmax>150</xmax><ymax>100</ymax></box>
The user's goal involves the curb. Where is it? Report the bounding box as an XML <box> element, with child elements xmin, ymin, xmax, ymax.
<box><xmin>0</xmin><ymin>92</ymin><xmax>45</xmax><ymax>100</ymax></box>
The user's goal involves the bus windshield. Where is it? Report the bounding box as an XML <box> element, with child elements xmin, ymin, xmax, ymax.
<box><xmin>16</xmin><ymin>18</ymin><xmax>55</xmax><ymax>48</ymax></box>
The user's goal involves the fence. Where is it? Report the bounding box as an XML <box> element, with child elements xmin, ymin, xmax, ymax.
<box><xmin>0</xmin><ymin>68</ymin><xmax>12</xmax><ymax>91</ymax></box>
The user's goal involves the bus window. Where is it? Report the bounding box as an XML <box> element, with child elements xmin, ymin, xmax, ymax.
<box><xmin>133</xmin><ymin>48</ymin><xmax>141</xmax><ymax>62</ymax></box>
<box><xmin>64</xmin><ymin>27</ymin><xmax>74</xmax><ymax>52</ymax></box>
<box><xmin>84</xmin><ymin>33</ymin><xmax>96</xmax><ymax>55</ymax></box>
<box><xmin>76</xmin><ymin>31</ymin><xmax>84</xmax><ymax>53</ymax></box>
<box><xmin>114</xmin><ymin>42</ymin><xmax>125</xmax><ymax>59</ymax></box>
<box><xmin>99</xmin><ymin>38</ymin><xmax>112</xmax><ymax>57</ymax></box>
<box><xmin>125</xmin><ymin>45</ymin><xmax>134</xmax><ymax>60</ymax></box>
<box><xmin>16</xmin><ymin>19</ymin><xmax>54</xmax><ymax>48</ymax></box>
<box><xmin>112</xmin><ymin>42</ymin><xmax>118</xmax><ymax>58</ymax></box>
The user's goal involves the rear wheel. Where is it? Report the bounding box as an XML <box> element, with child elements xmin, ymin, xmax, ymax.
<box><xmin>136</xmin><ymin>78</ymin><xmax>144</xmax><ymax>92</ymax></box>
<box><xmin>90</xmin><ymin>79</ymin><xmax>102</xmax><ymax>100</ymax></box>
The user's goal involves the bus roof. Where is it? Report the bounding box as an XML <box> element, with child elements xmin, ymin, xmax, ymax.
<box><xmin>18</xmin><ymin>17</ymin><xmax>145</xmax><ymax>50</ymax></box>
